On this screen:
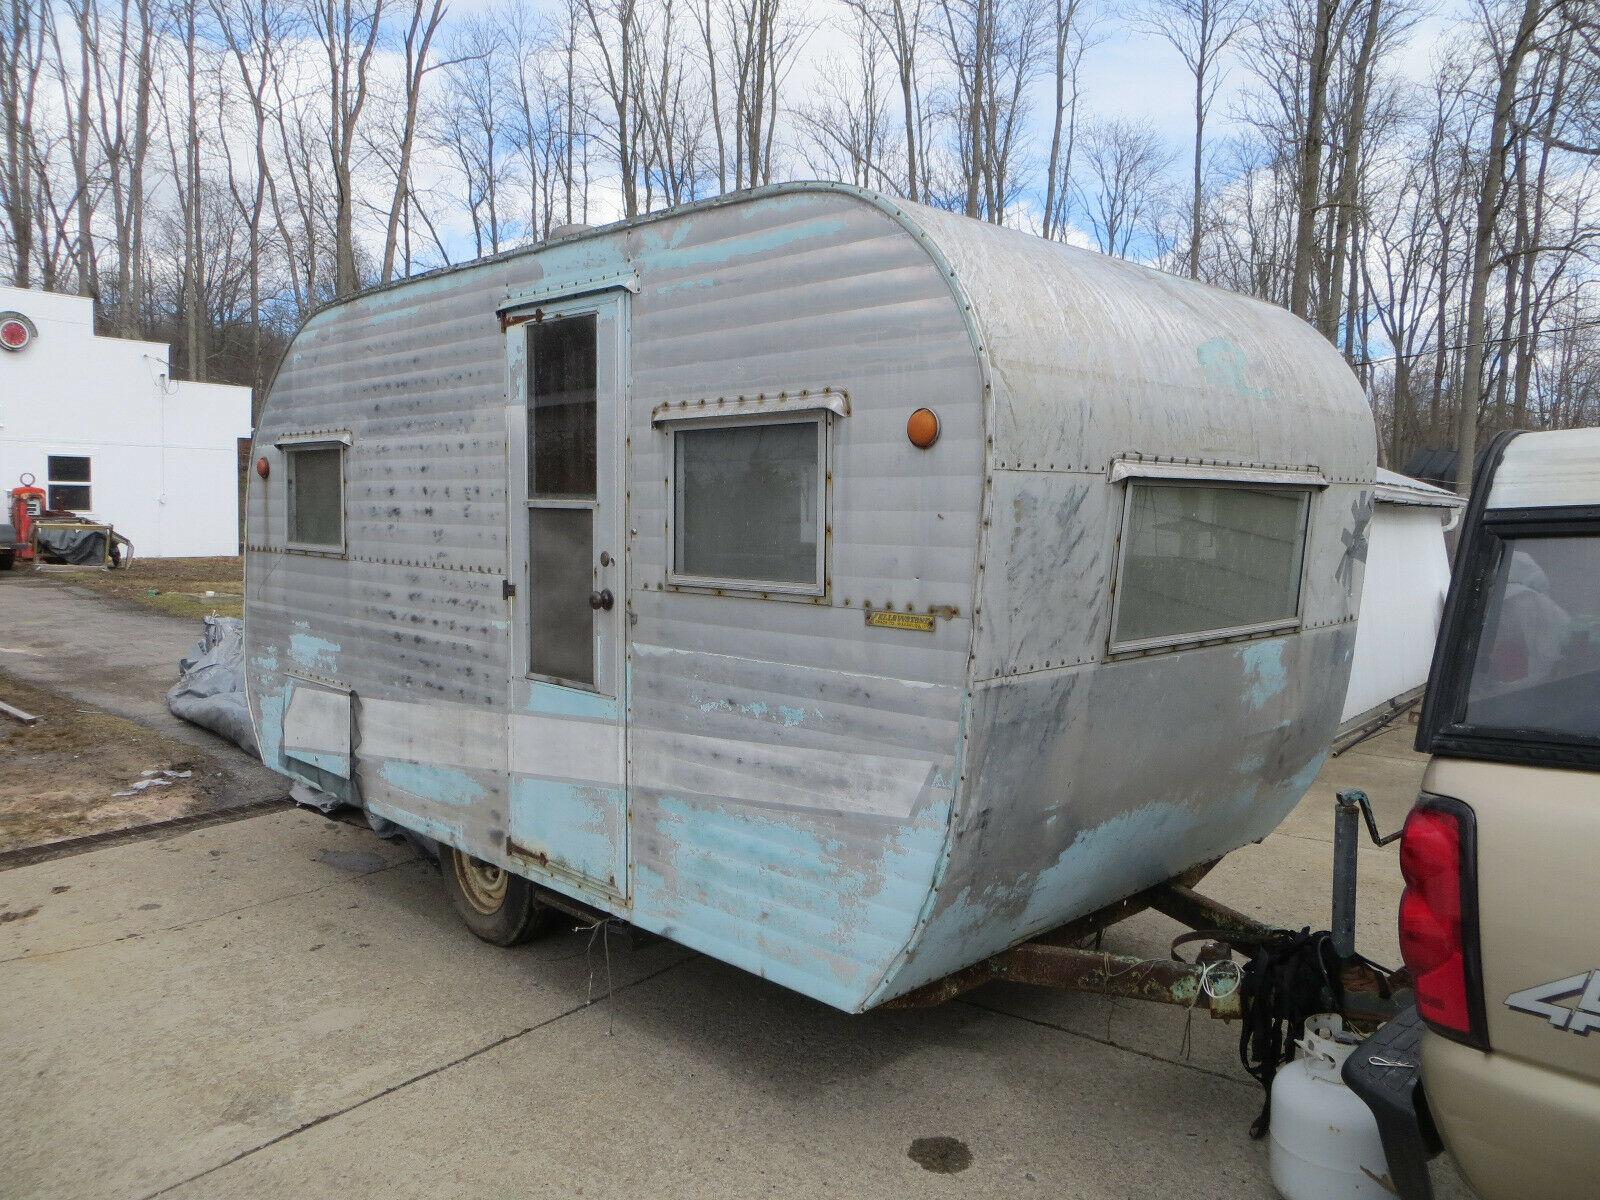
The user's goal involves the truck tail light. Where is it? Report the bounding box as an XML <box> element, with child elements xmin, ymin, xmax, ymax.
<box><xmin>1398</xmin><ymin>796</ymin><xmax>1488</xmax><ymax>1049</ymax></box>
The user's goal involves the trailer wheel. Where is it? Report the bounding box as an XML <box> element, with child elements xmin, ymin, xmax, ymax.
<box><xmin>442</xmin><ymin>847</ymin><xmax>561</xmax><ymax>946</ymax></box>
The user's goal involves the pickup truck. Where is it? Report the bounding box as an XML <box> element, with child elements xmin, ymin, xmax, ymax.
<box><xmin>1345</xmin><ymin>426</ymin><xmax>1600</xmax><ymax>1199</ymax></box>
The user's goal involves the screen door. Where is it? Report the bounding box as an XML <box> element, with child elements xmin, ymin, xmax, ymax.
<box><xmin>504</xmin><ymin>293</ymin><xmax>627</xmax><ymax>901</ymax></box>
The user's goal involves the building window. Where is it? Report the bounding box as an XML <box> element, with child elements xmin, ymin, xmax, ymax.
<box><xmin>47</xmin><ymin>456</ymin><xmax>91</xmax><ymax>511</ymax></box>
<box><xmin>1111</xmin><ymin>481</ymin><xmax>1310</xmax><ymax>652</ymax></box>
<box><xmin>286</xmin><ymin>445</ymin><xmax>344</xmax><ymax>550</ymax></box>
<box><xmin>671</xmin><ymin>417</ymin><xmax>824</xmax><ymax>594</ymax></box>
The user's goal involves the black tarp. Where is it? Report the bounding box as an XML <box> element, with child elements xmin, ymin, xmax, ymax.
<box><xmin>34</xmin><ymin>525</ymin><xmax>109</xmax><ymax>565</ymax></box>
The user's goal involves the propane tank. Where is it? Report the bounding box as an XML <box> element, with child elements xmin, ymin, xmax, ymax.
<box><xmin>1268</xmin><ymin>1014</ymin><xmax>1390</xmax><ymax>1200</ymax></box>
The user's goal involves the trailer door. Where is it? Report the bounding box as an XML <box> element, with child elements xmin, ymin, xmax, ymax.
<box><xmin>503</xmin><ymin>291</ymin><xmax>629</xmax><ymax>905</ymax></box>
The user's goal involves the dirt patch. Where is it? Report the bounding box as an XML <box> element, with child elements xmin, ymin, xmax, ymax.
<box><xmin>0</xmin><ymin>668</ymin><xmax>228</xmax><ymax>853</ymax></box>
<box><xmin>40</xmin><ymin>556</ymin><xmax>243</xmax><ymax>621</ymax></box>
<box><xmin>907</xmin><ymin>1137</ymin><xmax>973</xmax><ymax>1174</ymax></box>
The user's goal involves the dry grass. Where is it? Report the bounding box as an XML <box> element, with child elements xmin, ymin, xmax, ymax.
<box><xmin>0</xmin><ymin>669</ymin><xmax>227</xmax><ymax>852</ymax></box>
<box><xmin>54</xmin><ymin>555</ymin><xmax>244</xmax><ymax>621</ymax></box>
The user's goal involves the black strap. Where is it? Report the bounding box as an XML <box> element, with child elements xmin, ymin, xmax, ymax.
<box><xmin>1236</xmin><ymin>928</ymin><xmax>1343</xmax><ymax>1139</ymax></box>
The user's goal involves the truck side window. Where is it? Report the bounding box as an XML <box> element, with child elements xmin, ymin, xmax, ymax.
<box><xmin>1112</xmin><ymin>481</ymin><xmax>1310</xmax><ymax>652</ymax></box>
<box><xmin>286</xmin><ymin>445</ymin><xmax>344</xmax><ymax>550</ymax></box>
<box><xmin>671</xmin><ymin>417</ymin><xmax>824</xmax><ymax>594</ymax></box>
<box><xmin>1462</xmin><ymin>536</ymin><xmax>1600</xmax><ymax>741</ymax></box>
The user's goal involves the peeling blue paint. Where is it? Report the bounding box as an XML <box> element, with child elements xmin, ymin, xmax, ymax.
<box><xmin>287</xmin><ymin>748</ymin><xmax>350</xmax><ymax>779</ymax></box>
<box><xmin>1196</xmin><ymin>337</ymin><xmax>1276</xmax><ymax>402</ymax></box>
<box><xmin>366</xmin><ymin>797</ymin><xmax>463</xmax><ymax>849</ymax></box>
<box><xmin>1240</xmin><ymin>638</ymin><xmax>1289</xmax><ymax>709</ymax></box>
<box><xmin>288</xmin><ymin>628</ymin><xmax>341</xmax><ymax>675</ymax></box>
<box><xmin>256</xmin><ymin>687</ymin><xmax>285</xmax><ymax>771</ymax></box>
<box><xmin>510</xmin><ymin>775</ymin><xmax>625</xmax><ymax>886</ymax></box>
<box><xmin>378</xmin><ymin>759</ymin><xmax>487</xmax><ymax>807</ymax></box>
<box><xmin>525</xmin><ymin>682</ymin><xmax>618</xmax><ymax>721</ymax></box>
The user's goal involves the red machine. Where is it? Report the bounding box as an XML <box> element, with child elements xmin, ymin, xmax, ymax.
<box><xmin>5</xmin><ymin>473</ymin><xmax>133</xmax><ymax>568</ymax></box>
<box><xmin>7</xmin><ymin>474</ymin><xmax>48</xmax><ymax>564</ymax></box>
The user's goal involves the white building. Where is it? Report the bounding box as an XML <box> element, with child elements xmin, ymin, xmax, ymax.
<box><xmin>1340</xmin><ymin>468</ymin><xmax>1466</xmax><ymax>727</ymax></box>
<box><xmin>0</xmin><ymin>284</ymin><xmax>252</xmax><ymax>558</ymax></box>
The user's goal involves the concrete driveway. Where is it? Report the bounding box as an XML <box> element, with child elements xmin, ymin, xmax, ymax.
<box><xmin>1</xmin><ymin>727</ymin><xmax>1475</xmax><ymax>1200</ymax></box>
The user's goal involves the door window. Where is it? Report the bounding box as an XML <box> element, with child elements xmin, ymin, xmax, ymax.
<box><xmin>526</xmin><ymin>314</ymin><xmax>598</xmax><ymax>685</ymax></box>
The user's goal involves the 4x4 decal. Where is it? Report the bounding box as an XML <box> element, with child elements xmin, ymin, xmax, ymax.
<box><xmin>1506</xmin><ymin>971</ymin><xmax>1600</xmax><ymax>1034</ymax></box>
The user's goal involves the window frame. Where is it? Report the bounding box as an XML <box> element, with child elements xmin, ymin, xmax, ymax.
<box><xmin>280</xmin><ymin>434</ymin><xmax>349</xmax><ymax>555</ymax></box>
<box><xmin>46</xmin><ymin>454</ymin><xmax>92</xmax><ymax>511</ymax></box>
<box><xmin>1418</xmin><ymin>504</ymin><xmax>1600</xmax><ymax>769</ymax></box>
<box><xmin>665</xmin><ymin>411</ymin><xmax>830</xmax><ymax>599</ymax></box>
<box><xmin>1107</xmin><ymin>477</ymin><xmax>1314</xmax><ymax>656</ymax></box>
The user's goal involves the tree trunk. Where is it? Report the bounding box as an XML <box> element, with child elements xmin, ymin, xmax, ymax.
<box><xmin>1457</xmin><ymin>0</ymin><xmax>1543</xmax><ymax>496</ymax></box>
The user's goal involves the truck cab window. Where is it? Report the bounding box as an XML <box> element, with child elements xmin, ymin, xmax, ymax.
<box><xmin>1463</xmin><ymin>536</ymin><xmax>1600</xmax><ymax>741</ymax></box>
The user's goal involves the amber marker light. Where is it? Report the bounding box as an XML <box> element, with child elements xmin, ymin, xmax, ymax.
<box><xmin>907</xmin><ymin>407</ymin><xmax>940</xmax><ymax>449</ymax></box>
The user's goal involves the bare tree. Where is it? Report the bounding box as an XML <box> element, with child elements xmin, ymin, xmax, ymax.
<box><xmin>1039</xmin><ymin>0</ymin><xmax>1100</xmax><ymax>239</ymax></box>
<box><xmin>308</xmin><ymin>0</ymin><xmax>385</xmax><ymax>296</ymax></box>
<box><xmin>1135</xmin><ymin>0</ymin><xmax>1253</xmax><ymax>276</ymax></box>
<box><xmin>379</xmin><ymin>0</ymin><xmax>447</xmax><ymax>282</ymax></box>
<box><xmin>1080</xmin><ymin>114</ymin><xmax>1176</xmax><ymax>257</ymax></box>
<box><xmin>842</xmin><ymin>0</ymin><xmax>928</xmax><ymax>201</ymax></box>
<box><xmin>1457</xmin><ymin>0</ymin><xmax>1552</xmax><ymax>493</ymax></box>
<box><xmin>2</xmin><ymin>0</ymin><xmax>49</xmax><ymax>285</ymax></box>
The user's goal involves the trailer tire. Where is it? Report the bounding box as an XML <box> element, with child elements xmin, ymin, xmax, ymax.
<box><xmin>0</xmin><ymin>550</ymin><xmax>12</xmax><ymax>571</ymax></box>
<box><xmin>442</xmin><ymin>847</ymin><xmax>561</xmax><ymax>946</ymax></box>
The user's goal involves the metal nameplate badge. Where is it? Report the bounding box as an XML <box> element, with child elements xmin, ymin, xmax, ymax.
<box><xmin>865</xmin><ymin>610</ymin><xmax>935</xmax><ymax>633</ymax></box>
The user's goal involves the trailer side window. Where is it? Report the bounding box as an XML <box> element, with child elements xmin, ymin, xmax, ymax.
<box><xmin>1111</xmin><ymin>482</ymin><xmax>1309</xmax><ymax>652</ymax></box>
<box><xmin>286</xmin><ymin>445</ymin><xmax>344</xmax><ymax>550</ymax></box>
<box><xmin>672</xmin><ymin>417</ymin><xmax>824</xmax><ymax>593</ymax></box>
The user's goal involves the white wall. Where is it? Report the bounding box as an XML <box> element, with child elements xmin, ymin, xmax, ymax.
<box><xmin>0</xmin><ymin>285</ymin><xmax>252</xmax><ymax>557</ymax></box>
<box><xmin>1342</xmin><ymin>503</ymin><xmax>1454</xmax><ymax>722</ymax></box>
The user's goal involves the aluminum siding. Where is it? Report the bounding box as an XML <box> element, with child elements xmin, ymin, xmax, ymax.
<box><xmin>872</xmin><ymin>206</ymin><xmax>1376</xmax><ymax>1001</ymax></box>
<box><xmin>246</xmin><ymin>187</ymin><xmax>983</xmax><ymax>1012</ymax></box>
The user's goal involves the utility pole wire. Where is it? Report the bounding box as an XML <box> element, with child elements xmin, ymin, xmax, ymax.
<box><xmin>1355</xmin><ymin>319</ymin><xmax>1600</xmax><ymax>368</ymax></box>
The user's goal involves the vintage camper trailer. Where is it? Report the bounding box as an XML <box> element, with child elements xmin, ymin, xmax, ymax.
<box><xmin>245</xmin><ymin>183</ymin><xmax>1376</xmax><ymax>1013</ymax></box>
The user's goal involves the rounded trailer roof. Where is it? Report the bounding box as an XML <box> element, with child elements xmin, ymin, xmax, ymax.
<box><xmin>898</xmin><ymin>200</ymin><xmax>1375</xmax><ymax>484</ymax></box>
<box><xmin>273</xmin><ymin>182</ymin><xmax>1374</xmax><ymax>492</ymax></box>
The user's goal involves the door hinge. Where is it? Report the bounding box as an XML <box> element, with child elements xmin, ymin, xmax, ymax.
<box><xmin>502</xmin><ymin>579</ymin><xmax>516</xmax><ymax>600</ymax></box>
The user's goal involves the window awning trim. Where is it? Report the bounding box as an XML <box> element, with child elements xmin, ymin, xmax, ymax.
<box><xmin>652</xmin><ymin>388</ymin><xmax>850</xmax><ymax>427</ymax></box>
<box><xmin>276</xmin><ymin>430</ymin><xmax>352</xmax><ymax>449</ymax></box>
<box><xmin>497</xmin><ymin>270</ymin><xmax>639</xmax><ymax>315</ymax></box>
<box><xmin>1109</xmin><ymin>456</ymin><xmax>1327</xmax><ymax>489</ymax></box>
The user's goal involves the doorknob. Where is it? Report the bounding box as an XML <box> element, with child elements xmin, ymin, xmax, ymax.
<box><xmin>589</xmin><ymin>588</ymin><xmax>614</xmax><ymax>611</ymax></box>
